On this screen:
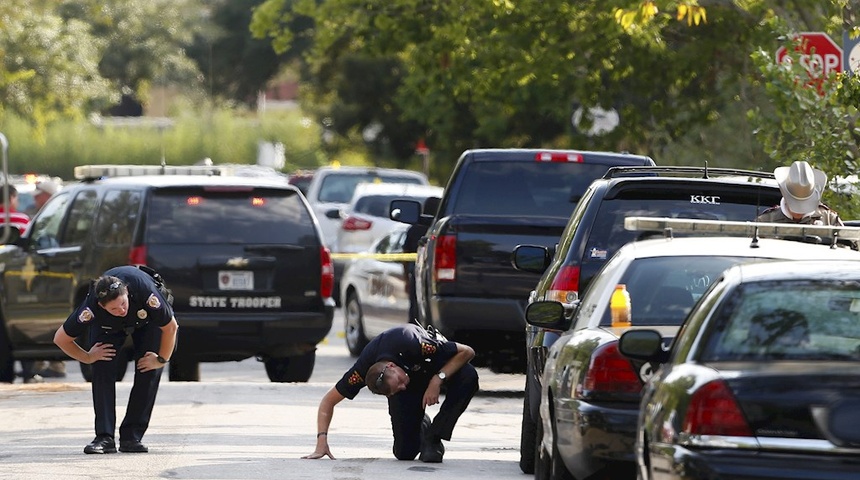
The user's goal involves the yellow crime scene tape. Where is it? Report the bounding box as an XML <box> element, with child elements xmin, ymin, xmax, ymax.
<box><xmin>329</xmin><ymin>252</ymin><xmax>418</xmax><ymax>261</ymax></box>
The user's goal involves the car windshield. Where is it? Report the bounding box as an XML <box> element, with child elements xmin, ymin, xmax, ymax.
<box><xmin>452</xmin><ymin>161</ymin><xmax>609</xmax><ymax>217</ymax></box>
<box><xmin>699</xmin><ymin>280</ymin><xmax>860</xmax><ymax>362</ymax></box>
<box><xmin>318</xmin><ymin>173</ymin><xmax>424</xmax><ymax>203</ymax></box>
<box><xmin>145</xmin><ymin>189</ymin><xmax>316</xmax><ymax>244</ymax></box>
<box><xmin>598</xmin><ymin>255</ymin><xmax>753</xmax><ymax>327</ymax></box>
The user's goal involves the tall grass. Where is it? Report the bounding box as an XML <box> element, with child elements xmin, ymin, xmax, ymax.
<box><xmin>0</xmin><ymin>107</ymin><xmax>327</xmax><ymax>181</ymax></box>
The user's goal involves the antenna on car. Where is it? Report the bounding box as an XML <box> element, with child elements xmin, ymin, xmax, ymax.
<box><xmin>703</xmin><ymin>160</ymin><xmax>709</xmax><ymax>179</ymax></box>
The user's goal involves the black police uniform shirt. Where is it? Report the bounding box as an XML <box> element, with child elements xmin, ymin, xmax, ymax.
<box><xmin>335</xmin><ymin>323</ymin><xmax>458</xmax><ymax>399</ymax></box>
<box><xmin>62</xmin><ymin>266</ymin><xmax>174</xmax><ymax>339</ymax></box>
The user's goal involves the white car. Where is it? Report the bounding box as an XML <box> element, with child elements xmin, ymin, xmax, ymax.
<box><xmin>341</xmin><ymin>225</ymin><xmax>412</xmax><ymax>355</ymax></box>
<box><xmin>302</xmin><ymin>165</ymin><xmax>429</xmax><ymax>249</ymax></box>
<box><xmin>336</xmin><ymin>182</ymin><xmax>443</xmax><ymax>254</ymax></box>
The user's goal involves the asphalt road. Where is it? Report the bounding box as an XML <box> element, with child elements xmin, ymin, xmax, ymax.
<box><xmin>0</xmin><ymin>327</ymin><xmax>528</xmax><ymax>480</ymax></box>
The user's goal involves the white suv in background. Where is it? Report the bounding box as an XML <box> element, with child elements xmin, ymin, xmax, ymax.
<box><xmin>303</xmin><ymin>165</ymin><xmax>429</xmax><ymax>249</ymax></box>
<box><xmin>336</xmin><ymin>182</ymin><xmax>443</xmax><ymax>254</ymax></box>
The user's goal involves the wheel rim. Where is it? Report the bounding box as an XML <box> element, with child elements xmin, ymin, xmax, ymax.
<box><xmin>344</xmin><ymin>295</ymin><xmax>362</xmax><ymax>349</ymax></box>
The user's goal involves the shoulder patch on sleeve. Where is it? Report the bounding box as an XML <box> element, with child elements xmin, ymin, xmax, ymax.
<box><xmin>348</xmin><ymin>371</ymin><xmax>364</xmax><ymax>386</ymax></box>
<box><xmin>146</xmin><ymin>293</ymin><xmax>161</xmax><ymax>309</ymax></box>
<box><xmin>421</xmin><ymin>342</ymin><xmax>437</xmax><ymax>356</ymax></box>
<box><xmin>78</xmin><ymin>308</ymin><xmax>94</xmax><ymax>323</ymax></box>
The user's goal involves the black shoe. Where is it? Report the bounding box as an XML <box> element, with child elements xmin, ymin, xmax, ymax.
<box><xmin>22</xmin><ymin>374</ymin><xmax>44</xmax><ymax>384</ymax></box>
<box><xmin>119</xmin><ymin>440</ymin><xmax>149</xmax><ymax>453</ymax></box>
<box><xmin>419</xmin><ymin>418</ymin><xmax>444</xmax><ymax>463</ymax></box>
<box><xmin>84</xmin><ymin>435</ymin><xmax>117</xmax><ymax>454</ymax></box>
<box><xmin>38</xmin><ymin>369</ymin><xmax>66</xmax><ymax>378</ymax></box>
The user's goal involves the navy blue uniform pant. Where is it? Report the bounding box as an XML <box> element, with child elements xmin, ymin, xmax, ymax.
<box><xmin>387</xmin><ymin>363</ymin><xmax>479</xmax><ymax>460</ymax></box>
<box><xmin>89</xmin><ymin>323</ymin><xmax>163</xmax><ymax>442</ymax></box>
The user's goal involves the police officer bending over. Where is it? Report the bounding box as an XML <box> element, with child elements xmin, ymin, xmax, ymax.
<box><xmin>53</xmin><ymin>265</ymin><xmax>179</xmax><ymax>455</ymax></box>
<box><xmin>303</xmin><ymin>323</ymin><xmax>478</xmax><ymax>463</ymax></box>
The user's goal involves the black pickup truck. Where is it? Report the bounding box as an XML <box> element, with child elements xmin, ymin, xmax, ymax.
<box><xmin>390</xmin><ymin>148</ymin><xmax>654</xmax><ymax>372</ymax></box>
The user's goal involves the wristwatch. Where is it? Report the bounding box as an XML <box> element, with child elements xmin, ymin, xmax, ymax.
<box><xmin>436</xmin><ymin>371</ymin><xmax>447</xmax><ymax>382</ymax></box>
<box><xmin>156</xmin><ymin>355</ymin><xmax>168</xmax><ymax>364</ymax></box>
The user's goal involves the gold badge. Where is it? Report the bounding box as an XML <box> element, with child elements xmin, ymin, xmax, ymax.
<box><xmin>348</xmin><ymin>371</ymin><xmax>364</xmax><ymax>385</ymax></box>
<box><xmin>146</xmin><ymin>294</ymin><xmax>161</xmax><ymax>309</ymax></box>
<box><xmin>137</xmin><ymin>309</ymin><xmax>147</xmax><ymax>319</ymax></box>
<box><xmin>421</xmin><ymin>342</ymin><xmax>437</xmax><ymax>356</ymax></box>
<box><xmin>78</xmin><ymin>308</ymin><xmax>94</xmax><ymax>323</ymax></box>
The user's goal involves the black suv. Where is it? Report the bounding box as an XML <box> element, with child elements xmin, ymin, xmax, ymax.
<box><xmin>0</xmin><ymin>164</ymin><xmax>335</xmax><ymax>383</ymax></box>
<box><xmin>512</xmin><ymin>166</ymin><xmax>783</xmax><ymax>473</ymax></box>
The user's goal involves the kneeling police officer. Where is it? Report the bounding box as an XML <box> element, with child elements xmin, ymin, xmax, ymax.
<box><xmin>53</xmin><ymin>265</ymin><xmax>179</xmax><ymax>454</ymax></box>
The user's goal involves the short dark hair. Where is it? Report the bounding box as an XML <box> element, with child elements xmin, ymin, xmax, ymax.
<box><xmin>2</xmin><ymin>184</ymin><xmax>17</xmax><ymax>205</ymax></box>
<box><xmin>366</xmin><ymin>361</ymin><xmax>391</xmax><ymax>396</ymax></box>
<box><xmin>94</xmin><ymin>275</ymin><xmax>127</xmax><ymax>303</ymax></box>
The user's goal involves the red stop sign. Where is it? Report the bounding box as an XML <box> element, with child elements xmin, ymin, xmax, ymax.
<box><xmin>776</xmin><ymin>32</ymin><xmax>843</xmax><ymax>77</ymax></box>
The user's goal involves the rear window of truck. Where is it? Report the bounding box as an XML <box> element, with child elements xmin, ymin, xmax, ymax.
<box><xmin>451</xmin><ymin>161</ymin><xmax>609</xmax><ymax>217</ymax></box>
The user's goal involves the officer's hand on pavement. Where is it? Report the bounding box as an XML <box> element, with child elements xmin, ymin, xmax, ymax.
<box><xmin>302</xmin><ymin>446</ymin><xmax>335</xmax><ymax>460</ymax></box>
<box><xmin>87</xmin><ymin>342</ymin><xmax>116</xmax><ymax>364</ymax></box>
<box><xmin>137</xmin><ymin>351</ymin><xmax>165</xmax><ymax>372</ymax></box>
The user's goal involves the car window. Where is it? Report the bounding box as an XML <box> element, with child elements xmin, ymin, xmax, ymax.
<box><xmin>699</xmin><ymin>280</ymin><xmax>860</xmax><ymax>362</ymax></box>
<box><xmin>318</xmin><ymin>173</ymin><xmax>424</xmax><ymax>203</ymax></box>
<box><xmin>453</xmin><ymin>161</ymin><xmax>608</xmax><ymax>217</ymax></box>
<box><xmin>582</xmin><ymin>193</ymin><xmax>773</xmax><ymax>273</ymax></box>
<box><xmin>60</xmin><ymin>190</ymin><xmax>99</xmax><ymax>247</ymax></box>
<box><xmin>29</xmin><ymin>192</ymin><xmax>72</xmax><ymax>250</ymax></box>
<box><xmin>145</xmin><ymin>188</ymin><xmax>316</xmax><ymax>245</ymax></box>
<box><xmin>94</xmin><ymin>189</ymin><xmax>142</xmax><ymax>246</ymax></box>
<box><xmin>354</xmin><ymin>195</ymin><xmax>398</xmax><ymax>217</ymax></box>
<box><xmin>597</xmin><ymin>255</ymin><xmax>752</xmax><ymax>327</ymax></box>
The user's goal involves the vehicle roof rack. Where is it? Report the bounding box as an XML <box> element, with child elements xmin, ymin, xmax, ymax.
<box><xmin>603</xmin><ymin>166</ymin><xmax>775</xmax><ymax>181</ymax></box>
<box><xmin>624</xmin><ymin>216</ymin><xmax>860</xmax><ymax>242</ymax></box>
<box><xmin>74</xmin><ymin>164</ymin><xmax>233</xmax><ymax>181</ymax></box>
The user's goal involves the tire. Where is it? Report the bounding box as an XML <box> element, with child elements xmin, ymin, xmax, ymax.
<box><xmin>344</xmin><ymin>292</ymin><xmax>369</xmax><ymax>357</ymax></box>
<box><xmin>0</xmin><ymin>323</ymin><xmax>14</xmax><ymax>383</ymax></box>
<box><xmin>265</xmin><ymin>349</ymin><xmax>316</xmax><ymax>382</ymax></box>
<box><xmin>549</xmin><ymin>409</ymin><xmax>574</xmax><ymax>480</ymax></box>
<box><xmin>519</xmin><ymin>377</ymin><xmax>537</xmax><ymax>474</ymax></box>
<box><xmin>534</xmin><ymin>441</ymin><xmax>551</xmax><ymax>480</ymax></box>
<box><xmin>168</xmin><ymin>358</ymin><xmax>200</xmax><ymax>382</ymax></box>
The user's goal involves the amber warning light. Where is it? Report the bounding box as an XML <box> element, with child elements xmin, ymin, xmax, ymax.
<box><xmin>251</xmin><ymin>197</ymin><xmax>266</xmax><ymax>207</ymax></box>
<box><xmin>187</xmin><ymin>196</ymin><xmax>203</xmax><ymax>206</ymax></box>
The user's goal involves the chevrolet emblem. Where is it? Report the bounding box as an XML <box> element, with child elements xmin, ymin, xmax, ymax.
<box><xmin>226</xmin><ymin>257</ymin><xmax>249</xmax><ymax>267</ymax></box>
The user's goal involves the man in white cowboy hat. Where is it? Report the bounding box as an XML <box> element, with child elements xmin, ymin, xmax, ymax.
<box><xmin>757</xmin><ymin>160</ymin><xmax>844</xmax><ymax>226</ymax></box>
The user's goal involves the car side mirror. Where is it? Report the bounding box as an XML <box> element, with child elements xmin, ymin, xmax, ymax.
<box><xmin>390</xmin><ymin>199</ymin><xmax>421</xmax><ymax>224</ymax></box>
<box><xmin>512</xmin><ymin>244</ymin><xmax>550</xmax><ymax>273</ymax></box>
<box><xmin>618</xmin><ymin>330</ymin><xmax>668</xmax><ymax>364</ymax></box>
<box><xmin>525</xmin><ymin>301</ymin><xmax>572</xmax><ymax>331</ymax></box>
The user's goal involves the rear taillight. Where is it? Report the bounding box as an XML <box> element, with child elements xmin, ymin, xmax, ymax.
<box><xmin>341</xmin><ymin>216</ymin><xmax>373</xmax><ymax>231</ymax></box>
<box><xmin>547</xmin><ymin>264</ymin><xmax>580</xmax><ymax>303</ymax></box>
<box><xmin>128</xmin><ymin>245</ymin><xmax>147</xmax><ymax>265</ymax></box>
<box><xmin>434</xmin><ymin>234</ymin><xmax>457</xmax><ymax>282</ymax></box>
<box><xmin>535</xmin><ymin>152</ymin><xmax>584</xmax><ymax>162</ymax></box>
<box><xmin>683</xmin><ymin>380</ymin><xmax>752</xmax><ymax>436</ymax></box>
<box><xmin>320</xmin><ymin>247</ymin><xmax>334</xmax><ymax>298</ymax></box>
<box><xmin>579</xmin><ymin>342</ymin><xmax>641</xmax><ymax>397</ymax></box>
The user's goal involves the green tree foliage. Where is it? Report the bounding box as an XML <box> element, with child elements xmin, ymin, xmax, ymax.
<box><xmin>57</xmin><ymin>0</ymin><xmax>205</xmax><ymax>108</ymax></box>
<box><xmin>0</xmin><ymin>2</ymin><xmax>113</xmax><ymax>135</ymax></box>
<box><xmin>186</xmin><ymin>0</ymin><xmax>308</xmax><ymax>106</ymax></box>
<box><xmin>249</xmin><ymin>0</ymin><xmax>794</xmax><ymax>178</ymax></box>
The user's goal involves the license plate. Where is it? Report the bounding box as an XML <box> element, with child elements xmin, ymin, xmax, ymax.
<box><xmin>218</xmin><ymin>271</ymin><xmax>254</xmax><ymax>290</ymax></box>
